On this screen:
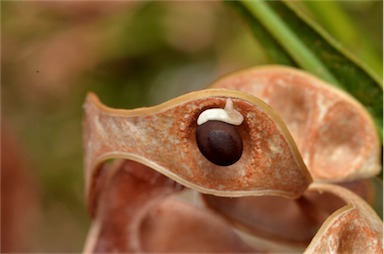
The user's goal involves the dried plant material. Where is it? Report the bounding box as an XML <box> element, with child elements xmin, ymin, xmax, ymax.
<box><xmin>211</xmin><ymin>66</ymin><xmax>381</xmax><ymax>182</ymax></box>
<box><xmin>202</xmin><ymin>191</ymin><xmax>345</xmax><ymax>247</ymax></box>
<box><xmin>140</xmin><ymin>197</ymin><xmax>257</xmax><ymax>253</ymax></box>
<box><xmin>304</xmin><ymin>183</ymin><xmax>383</xmax><ymax>254</ymax></box>
<box><xmin>83</xmin><ymin>89</ymin><xmax>312</xmax><ymax>203</ymax></box>
<box><xmin>84</xmin><ymin>160</ymin><xmax>258</xmax><ymax>253</ymax></box>
<box><xmin>82</xmin><ymin>66</ymin><xmax>382</xmax><ymax>254</ymax></box>
<box><xmin>83</xmin><ymin>160</ymin><xmax>183</xmax><ymax>253</ymax></box>
<box><xmin>203</xmin><ymin>183</ymin><xmax>383</xmax><ymax>253</ymax></box>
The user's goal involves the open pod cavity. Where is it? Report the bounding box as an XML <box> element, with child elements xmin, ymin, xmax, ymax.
<box><xmin>82</xmin><ymin>85</ymin><xmax>382</xmax><ymax>253</ymax></box>
<box><xmin>211</xmin><ymin>66</ymin><xmax>381</xmax><ymax>182</ymax></box>
<box><xmin>202</xmin><ymin>183</ymin><xmax>383</xmax><ymax>253</ymax></box>
<box><xmin>83</xmin><ymin>159</ymin><xmax>382</xmax><ymax>253</ymax></box>
<box><xmin>304</xmin><ymin>183</ymin><xmax>383</xmax><ymax>253</ymax></box>
<box><xmin>83</xmin><ymin>160</ymin><xmax>258</xmax><ymax>253</ymax></box>
<box><xmin>83</xmin><ymin>89</ymin><xmax>312</xmax><ymax>214</ymax></box>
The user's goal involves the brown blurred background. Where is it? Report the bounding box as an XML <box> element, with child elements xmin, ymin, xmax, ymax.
<box><xmin>1</xmin><ymin>1</ymin><xmax>382</xmax><ymax>252</ymax></box>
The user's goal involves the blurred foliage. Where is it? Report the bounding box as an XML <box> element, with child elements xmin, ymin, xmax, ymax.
<box><xmin>299</xmin><ymin>1</ymin><xmax>383</xmax><ymax>77</ymax></box>
<box><xmin>1</xmin><ymin>1</ymin><xmax>382</xmax><ymax>252</ymax></box>
<box><xmin>231</xmin><ymin>1</ymin><xmax>383</xmax><ymax>137</ymax></box>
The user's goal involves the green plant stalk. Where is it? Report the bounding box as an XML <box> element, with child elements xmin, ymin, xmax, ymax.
<box><xmin>240</xmin><ymin>0</ymin><xmax>341</xmax><ymax>88</ymax></box>
<box><xmin>303</xmin><ymin>1</ymin><xmax>382</xmax><ymax>77</ymax></box>
<box><xmin>238</xmin><ymin>0</ymin><xmax>382</xmax><ymax>138</ymax></box>
<box><xmin>303</xmin><ymin>1</ymin><xmax>356</xmax><ymax>43</ymax></box>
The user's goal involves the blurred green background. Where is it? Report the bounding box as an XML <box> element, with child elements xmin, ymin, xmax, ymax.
<box><xmin>1</xmin><ymin>1</ymin><xmax>382</xmax><ymax>252</ymax></box>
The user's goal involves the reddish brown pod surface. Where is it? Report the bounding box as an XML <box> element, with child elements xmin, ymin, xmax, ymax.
<box><xmin>83</xmin><ymin>89</ymin><xmax>312</xmax><ymax>208</ymax></box>
<box><xmin>304</xmin><ymin>183</ymin><xmax>383</xmax><ymax>254</ymax></box>
<box><xmin>83</xmin><ymin>160</ymin><xmax>258</xmax><ymax>253</ymax></box>
<box><xmin>211</xmin><ymin>66</ymin><xmax>381</xmax><ymax>182</ymax></box>
<box><xmin>202</xmin><ymin>182</ymin><xmax>383</xmax><ymax>253</ymax></box>
<box><xmin>82</xmin><ymin>66</ymin><xmax>382</xmax><ymax>254</ymax></box>
<box><xmin>82</xmin><ymin>88</ymin><xmax>312</xmax><ymax>253</ymax></box>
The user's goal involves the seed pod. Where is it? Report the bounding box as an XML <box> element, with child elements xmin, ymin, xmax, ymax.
<box><xmin>83</xmin><ymin>89</ymin><xmax>312</xmax><ymax>214</ymax></box>
<box><xmin>202</xmin><ymin>183</ymin><xmax>383</xmax><ymax>253</ymax></box>
<box><xmin>83</xmin><ymin>160</ymin><xmax>257</xmax><ymax>253</ymax></box>
<box><xmin>82</xmin><ymin>66</ymin><xmax>382</xmax><ymax>254</ymax></box>
<box><xmin>304</xmin><ymin>183</ymin><xmax>383</xmax><ymax>254</ymax></box>
<box><xmin>211</xmin><ymin>66</ymin><xmax>381</xmax><ymax>182</ymax></box>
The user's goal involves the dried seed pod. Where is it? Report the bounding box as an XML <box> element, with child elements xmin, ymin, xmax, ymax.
<box><xmin>83</xmin><ymin>160</ymin><xmax>260</xmax><ymax>253</ymax></box>
<box><xmin>202</xmin><ymin>183</ymin><xmax>383</xmax><ymax>253</ymax></box>
<box><xmin>140</xmin><ymin>197</ymin><xmax>257</xmax><ymax>252</ymax></box>
<box><xmin>83</xmin><ymin>67</ymin><xmax>382</xmax><ymax>254</ymax></box>
<box><xmin>83</xmin><ymin>160</ymin><xmax>183</xmax><ymax>253</ymax></box>
<box><xmin>211</xmin><ymin>66</ymin><xmax>381</xmax><ymax>182</ymax></box>
<box><xmin>83</xmin><ymin>89</ymin><xmax>312</xmax><ymax>214</ymax></box>
<box><xmin>304</xmin><ymin>183</ymin><xmax>383</xmax><ymax>254</ymax></box>
<box><xmin>202</xmin><ymin>189</ymin><xmax>345</xmax><ymax>252</ymax></box>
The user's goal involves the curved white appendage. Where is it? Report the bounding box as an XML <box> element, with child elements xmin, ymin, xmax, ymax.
<box><xmin>197</xmin><ymin>99</ymin><xmax>244</xmax><ymax>126</ymax></box>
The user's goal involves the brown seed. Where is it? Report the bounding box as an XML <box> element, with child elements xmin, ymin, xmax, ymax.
<box><xmin>196</xmin><ymin>120</ymin><xmax>243</xmax><ymax>166</ymax></box>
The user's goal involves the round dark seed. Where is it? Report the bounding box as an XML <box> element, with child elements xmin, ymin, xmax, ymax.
<box><xmin>196</xmin><ymin>120</ymin><xmax>243</xmax><ymax>166</ymax></box>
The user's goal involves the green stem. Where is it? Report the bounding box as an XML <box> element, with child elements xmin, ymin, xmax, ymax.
<box><xmin>304</xmin><ymin>1</ymin><xmax>382</xmax><ymax>77</ymax></box>
<box><xmin>240</xmin><ymin>0</ymin><xmax>342</xmax><ymax>88</ymax></box>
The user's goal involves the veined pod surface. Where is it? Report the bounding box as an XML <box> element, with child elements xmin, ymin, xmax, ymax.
<box><xmin>202</xmin><ymin>182</ymin><xmax>383</xmax><ymax>252</ymax></box>
<box><xmin>304</xmin><ymin>183</ymin><xmax>383</xmax><ymax>254</ymax></box>
<box><xmin>82</xmin><ymin>66</ymin><xmax>382</xmax><ymax>254</ymax></box>
<box><xmin>83</xmin><ymin>160</ymin><xmax>258</xmax><ymax>253</ymax></box>
<box><xmin>83</xmin><ymin>89</ymin><xmax>312</xmax><ymax>214</ymax></box>
<box><xmin>83</xmin><ymin>160</ymin><xmax>383</xmax><ymax>253</ymax></box>
<box><xmin>211</xmin><ymin>66</ymin><xmax>381</xmax><ymax>182</ymax></box>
